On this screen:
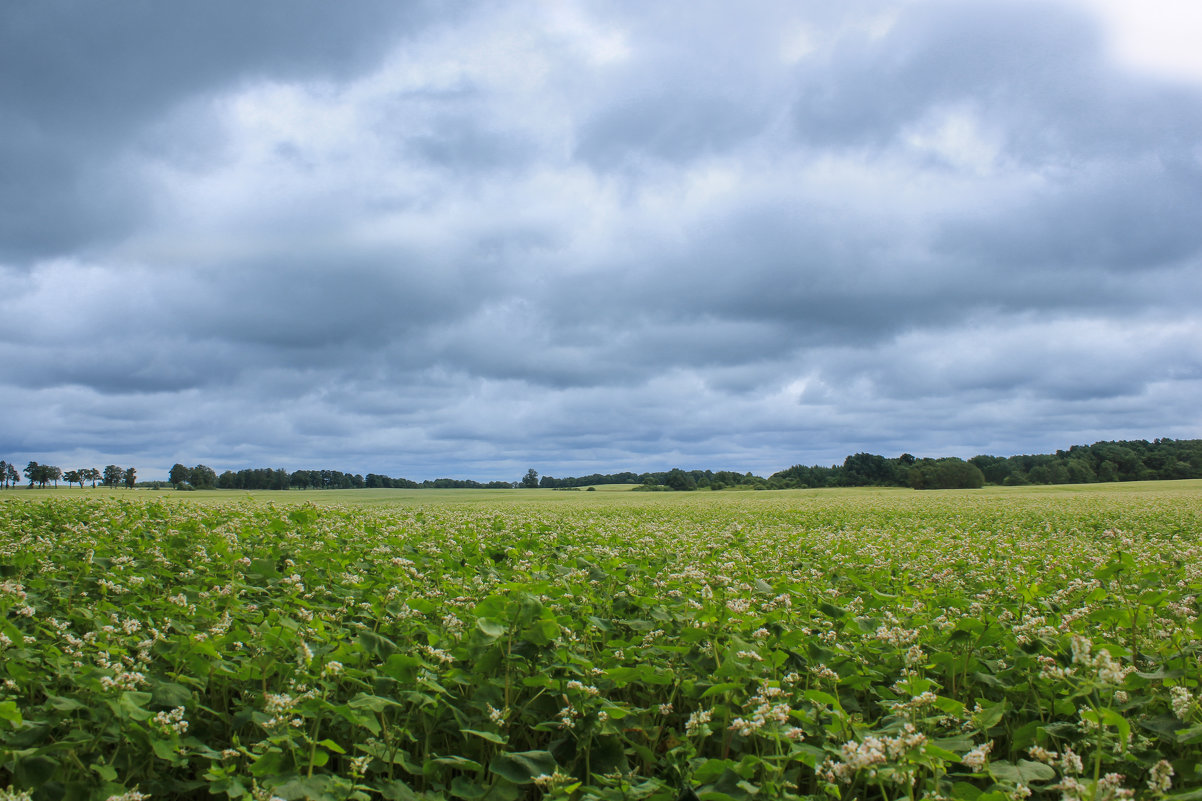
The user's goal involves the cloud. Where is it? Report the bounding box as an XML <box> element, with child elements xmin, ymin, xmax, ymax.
<box><xmin>1</xmin><ymin>0</ymin><xmax>1200</xmax><ymax>479</ymax></box>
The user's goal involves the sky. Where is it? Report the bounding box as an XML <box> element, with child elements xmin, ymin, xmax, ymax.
<box><xmin>2</xmin><ymin>0</ymin><xmax>1201</xmax><ymax>483</ymax></box>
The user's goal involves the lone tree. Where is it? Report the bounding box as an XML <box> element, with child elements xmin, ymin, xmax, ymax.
<box><xmin>169</xmin><ymin>463</ymin><xmax>189</xmax><ymax>488</ymax></box>
<box><xmin>522</xmin><ymin>469</ymin><xmax>539</xmax><ymax>488</ymax></box>
<box><xmin>123</xmin><ymin>466</ymin><xmax>137</xmax><ymax>489</ymax></box>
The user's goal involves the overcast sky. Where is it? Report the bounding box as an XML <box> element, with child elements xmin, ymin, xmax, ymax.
<box><xmin>3</xmin><ymin>0</ymin><xmax>1201</xmax><ymax>482</ymax></box>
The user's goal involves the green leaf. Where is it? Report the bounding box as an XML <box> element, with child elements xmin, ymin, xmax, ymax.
<box><xmin>318</xmin><ymin>738</ymin><xmax>346</xmax><ymax>754</ymax></box>
<box><xmin>450</xmin><ymin>776</ymin><xmax>488</xmax><ymax>800</ymax></box>
<box><xmin>974</xmin><ymin>699</ymin><xmax>1006</xmax><ymax>730</ymax></box>
<box><xmin>949</xmin><ymin>781</ymin><xmax>982</xmax><ymax>800</ymax></box>
<box><xmin>818</xmin><ymin>603</ymin><xmax>846</xmax><ymax>619</ymax></box>
<box><xmin>358</xmin><ymin>630</ymin><xmax>399</xmax><ymax>658</ymax></box>
<box><xmin>91</xmin><ymin>763</ymin><xmax>119</xmax><ymax>782</ymax></box>
<box><xmin>432</xmin><ymin>755</ymin><xmax>483</xmax><ymax>771</ymax></box>
<box><xmin>150</xmin><ymin>737</ymin><xmax>186</xmax><ymax>764</ymax></box>
<box><xmin>0</xmin><ymin>700</ymin><xmax>22</xmax><ymax>727</ymax></box>
<box><xmin>989</xmin><ymin>759</ymin><xmax>1056</xmax><ymax>784</ymax></box>
<box><xmin>461</xmin><ymin>727</ymin><xmax>508</xmax><ymax>744</ymax></box>
<box><xmin>475</xmin><ymin>617</ymin><xmax>507</xmax><ymax>639</ymax></box>
<box><xmin>274</xmin><ymin>775</ymin><xmax>333</xmax><ymax>801</ymax></box>
<box><xmin>1167</xmin><ymin>789</ymin><xmax>1202</xmax><ymax>801</ymax></box>
<box><xmin>150</xmin><ymin>679</ymin><xmax>194</xmax><ymax>708</ymax></box>
<box><xmin>347</xmin><ymin>692</ymin><xmax>402</xmax><ymax>712</ymax></box>
<box><xmin>701</xmin><ymin>682</ymin><xmax>742</xmax><ymax>698</ymax></box>
<box><xmin>489</xmin><ymin>750</ymin><xmax>558</xmax><ymax>784</ymax></box>
<box><xmin>377</xmin><ymin>780</ymin><xmax>419</xmax><ymax>801</ymax></box>
<box><xmin>250</xmin><ymin>748</ymin><xmax>290</xmax><ymax>777</ymax></box>
<box><xmin>1098</xmin><ymin>707</ymin><xmax>1131</xmax><ymax>748</ymax></box>
<box><xmin>935</xmin><ymin>696</ymin><xmax>966</xmax><ymax>716</ymax></box>
<box><xmin>924</xmin><ymin>745</ymin><xmax>961</xmax><ymax>762</ymax></box>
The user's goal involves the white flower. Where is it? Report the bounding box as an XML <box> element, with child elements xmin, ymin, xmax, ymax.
<box><xmin>962</xmin><ymin>741</ymin><xmax>992</xmax><ymax>772</ymax></box>
<box><xmin>685</xmin><ymin>708</ymin><xmax>713</xmax><ymax>735</ymax></box>
<box><xmin>1170</xmin><ymin>685</ymin><xmax>1193</xmax><ymax>719</ymax></box>
<box><xmin>1148</xmin><ymin>759</ymin><xmax>1174</xmax><ymax>794</ymax></box>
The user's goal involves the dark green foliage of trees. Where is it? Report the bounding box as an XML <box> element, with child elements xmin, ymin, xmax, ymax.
<box><xmin>767</xmin><ymin>439</ymin><xmax>1202</xmax><ymax>491</ymax></box>
<box><xmin>907</xmin><ymin>458</ymin><xmax>985</xmax><ymax>490</ymax></box>
<box><xmin>102</xmin><ymin>465</ymin><xmax>124</xmax><ymax>487</ymax></box>
<box><xmin>22</xmin><ymin>461</ymin><xmax>71</xmax><ymax>488</ymax></box>
<box><xmin>968</xmin><ymin>439</ymin><xmax>1202</xmax><ymax>486</ymax></box>
<box><xmin>23</xmin><ymin>461</ymin><xmax>62</xmax><ymax>488</ymax></box>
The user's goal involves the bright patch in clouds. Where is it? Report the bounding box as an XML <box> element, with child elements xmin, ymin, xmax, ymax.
<box><xmin>1070</xmin><ymin>0</ymin><xmax>1202</xmax><ymax>82</ymax></box>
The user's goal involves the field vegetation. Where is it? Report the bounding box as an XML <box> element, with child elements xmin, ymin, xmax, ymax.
<box><xmin>1</xmin><ymin>483</ymin><xmax>1201</xmax><ymax>800</ymax></box>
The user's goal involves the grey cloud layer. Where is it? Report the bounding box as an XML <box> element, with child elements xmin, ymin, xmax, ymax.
<box><xmin>1</xmin><ymin>0</ymin><xmax>1199</xmax><ymax>478</ymax></box>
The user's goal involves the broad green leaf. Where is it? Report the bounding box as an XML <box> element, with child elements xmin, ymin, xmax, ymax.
<box><xmin>488</xmin><ymin>750</ymin><xmax>558</xmax><ymax>784</ymax></box>
<box><xmin>989</xmin><ymin>759</ymin><xmax>1056</xmax><ymax>784</ymax></box>
<box><xmin>475</xmin><ymin>617</ymin><xmax>507</xmax><ymax>639</ymax></box>
<box><xmin>461</xmin><ymin>727</ymin><xmax>508</xmax><ymax>744</ymax></box>
<box><xmin>0</xmin><ymin>700</ymin><xmax>22</xmax><ymax>727</ymax></box>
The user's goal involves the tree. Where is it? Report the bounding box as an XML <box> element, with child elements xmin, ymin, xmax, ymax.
<box><xmin>85</xmin><ymin>467</ymin><xmax>100</xmax><ymax>488</ymax></box>
<box><xmin>5</xmin><ymin>463</ymin><xmax>17</xmax><ymax>488</ymax></box>
<box><xmin>123</xmin><ymin>466</ymin><xmax>137</xmax><ymax>489</ymax></box>
<box><xmin>663</xmin><ymin>468</ymin><xmax>696</xmax><ymax>491</ymax></box>
<box><xmin>188</xmin><ymin>464</ymin><xmax>217</xmax><ymax>489</ymax></box>
<box><xmin>24</xmin><ymin>461</ymin><xmax>38</xmax><ymax>487</ymax></box>
<box><xmin>169</xmin><ymin>463</ymin><xmax>189</xmax><ymax>488</ymax></box>
<box><xmin>64</xmin><ymin>470</ymin><xmax>82</xmax><ymax>488</ymax></box>
<box><xmin>522</xmin><ymin>469</ymin><xmax>539</xmax><ymax>488</ymax></box>
<box><xmin>103</xmin><ymin>465</ymin><xmax>124</xmax><ymax>488</ymax></box>
<box><xmin>909</xmin><ymin>458</ymin><xmax>985</xmax><ymax>490</ymax></box>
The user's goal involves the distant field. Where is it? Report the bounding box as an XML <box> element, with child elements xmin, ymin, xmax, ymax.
<box><xmin>1</xmin><ymin>481</ymin><xmax>1201</xmax><ymax>799</ymax></box>
<box><xmin>4</xmin><ymin>477</ymin><xmax>1201</xmax><ymax>505</ymax></box>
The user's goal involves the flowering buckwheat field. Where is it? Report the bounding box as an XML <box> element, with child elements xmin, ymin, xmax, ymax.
<box><xmin>2</xmin><ymin>484</ymin><xmax>1202</xmax><ymax>801</ymax></box>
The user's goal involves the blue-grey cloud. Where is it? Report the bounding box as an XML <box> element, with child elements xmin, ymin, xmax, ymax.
<box><xmin>1</xmin><ymin>0</ymin><xmax>1200</xmax><ymax>480</ymax></box>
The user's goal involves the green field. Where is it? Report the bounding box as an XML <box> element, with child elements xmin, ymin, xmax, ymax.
<box><xmin>2</xmin><ymin>482</ymin><xmax>1201</xmax><ymax>800</ymax></box>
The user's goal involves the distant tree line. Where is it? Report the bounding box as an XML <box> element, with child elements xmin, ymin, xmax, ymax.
<box><xmin>7</xmin><ymin>438</ymin><xmax>1199</xmax><ymax>493</ymax></box>
<box><xmin>769</xmin><ymin>438</ymin><xmax>1202</xmax><ymax>490</ymax></box>
<box><xmin>0</xmin><ymin>460</ymin><xmax>135</xmax><ymax>489</ymax></box>
<box><xmin>535</xmin><ymin>468</ymin><xmax>770</xmax><ymax>491</ymax></box>
<box><xmin>537</xmin><ymin>438</ymin><xmax>1202</xmax><ymax>492</ymax></box>
<box><xmin>968</xmin><ymin>439</ymin><xmax>1202</xmax><ymax>486</ymax></box>
<box><xmin>167</xmin><ymin>464</ymin><xmax>517</xmax><ymax>491</ymax></box>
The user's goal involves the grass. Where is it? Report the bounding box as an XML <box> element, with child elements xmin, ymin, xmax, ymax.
<box><xmin>4</xmin><ymin>477</ymin><xmax>1201</xmax><ymax>506</ymax></box>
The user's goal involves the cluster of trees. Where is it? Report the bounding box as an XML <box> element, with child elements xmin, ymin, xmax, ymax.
<box><xmin>0</xmin><ymin>460</ymin><xmax>135</xmax><ymax>489</ymax></box>
<box><xmin>769</xmin><ymin>439</ymin><xmax>1202</xmax><ymax>490</ymax></box>
<box><xmin>967</xmin><ymin>439</ymin><xmax>1202</xmax><ymax>486</ymax></box>
<box><xmin>0</xmin><ymin>460</ymin><xmax>22</xmax><ymax>488</ymax></box>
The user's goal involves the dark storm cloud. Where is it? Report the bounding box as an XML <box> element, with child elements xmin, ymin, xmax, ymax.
<box><xmin>0</xmin><ymin>0</ymin><xmax>458</xmax><ymax>261</ymax></box>
<box><xmin>1</xmin><ymin>0</ymin><xmax>1200</xmax><ymax>479</ymax></box>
